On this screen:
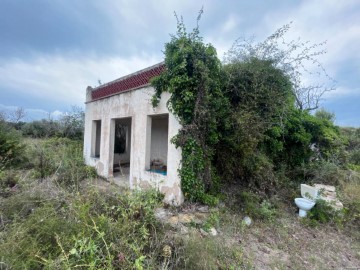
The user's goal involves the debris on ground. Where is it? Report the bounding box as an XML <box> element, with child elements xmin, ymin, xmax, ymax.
<box><xmin>314</xmin><ymin>184</ymin><xmax>344</xmax><ymax>210</ymax></box>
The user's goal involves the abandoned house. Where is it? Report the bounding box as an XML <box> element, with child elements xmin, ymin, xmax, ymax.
<box><xmin>83</xmin><ymin>62</ymin><xmax>184</xmax><ymax>204</ymax></box>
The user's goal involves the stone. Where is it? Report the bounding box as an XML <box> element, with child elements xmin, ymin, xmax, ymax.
<box><xmin>154</xmin><ymin>208</ymin><xmax>168</xmax><ymax>221</ymax></box>
<box><xmin>178</xmin><ymin>213</ymin><xmax>194</xmax><ymax>224</ymax></box>
<box><xmin>243</xmin><ymin>216</ymin><xmax>252</xmax><ymax>226</ymax></box>
<box><xmin>218</xmin><ymin>202</ymin><xmax>226</xmax><ymax>208</ymax></box>
<box><xmin>193</xmin><ymin>212</ymin><xmax>208</xmax><ymax>223</ymax></box>
<box><xmin>197</xmin><ymin>206</ymin><xmax>209</xmax><ymax>213</ymax></box>
<box><xmin>314</xmin><ymin>184</ymin><xmax>336</xmax><ymax>192</ymax></box>
<box><xmin>209</xmin><ymin>227</ymin><xmax>217</xmax><ymax>236</ymax></box>
<box><xmin>200</xmin><ymin>228</ymin><xmax>209</xmax><ymax>236</ymax></box>
<box><xmin>179</xmin><ymin>224</ymin><xmax>189</xmax><ymax>235</ymax></box>
<box><xmin>167</xmin><ymin>216</ymin><xmax>179</xmax><ymax>227</ymax></box>
<box><xmin>314</xmin><ymin>183</ymin><xmax>344</xmax><ymax>210</ymax></box>
<box><xmin>199</xmin><ymin>227</ymin><xmax>217</xmax><ymax>236</ymax></box>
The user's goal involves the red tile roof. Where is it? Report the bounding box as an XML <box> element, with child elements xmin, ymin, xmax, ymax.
<box><xmin>91</xmin><ymin>62</ymin><xmax>165</xmax><ymax>101</ymax></box>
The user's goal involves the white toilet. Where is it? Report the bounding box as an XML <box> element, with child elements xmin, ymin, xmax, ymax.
<box><xmin>294</xmin><ymin>184</ymin><xmax>318</xmax><ymax>217</ymax></box>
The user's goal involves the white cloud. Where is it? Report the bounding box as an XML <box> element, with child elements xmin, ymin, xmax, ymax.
<box><xmin>260</xmin><ymin>0</ymin><xmax>360</xmax><ymax>75</ymax></box>
<box><xmin>0</xmin><ymin>53</ymin><xmax>161</xmax><ymax>106</ymax></box>
<box><xmin>221</xmin><ymin>15</ymin><xmax>240</xmax><ymax>33</ymax></box>
<box><xmin>0</xmin><ymin>104</ymin><xmax>18</xmax><ymax>111</ymax></box>
<box><xmin>0</xmin><ymin>104</ymin><xmax>66</xmax><ymax>121</ymax></box>
<box><xmin>51</xmin><ymin>110</ymin><xmax>64</xmax><ymax>118</ymax></box>
<box><xmin>323</xmin><ymin>86</ymin><xmax>360</xmax><ymax>99</ymax></box>
<box><xmin>1</xmin><ymin>0</ymin><xmax>359</xmax><ymax>125</ymax></box>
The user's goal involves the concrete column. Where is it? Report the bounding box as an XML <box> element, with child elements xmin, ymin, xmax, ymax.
<box><xmin>107</xmin><ymin>118</ymin><xmax>115</xmax><ymax>177</ymax></box>
<box><xmin>145</xmin><ymin>115</ymin><xmax>152</xmax><ymax>170</ymax></box>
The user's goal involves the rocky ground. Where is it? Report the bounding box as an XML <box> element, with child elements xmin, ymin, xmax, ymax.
<box><xmin>154</xmin><ymin>204</ymin><xmax>360</xmax><ymax>269</ymax></box>
<box><xmin>88</xmin><ymin>179</ymin><xmax>360</xmax><ymax>269</ymax></box>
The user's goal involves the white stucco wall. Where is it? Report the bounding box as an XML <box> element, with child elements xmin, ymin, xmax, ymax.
<box><xmin>84</xmin><ymin>86</ymin><xmax>184</xmax><ymax>205</ymax></box>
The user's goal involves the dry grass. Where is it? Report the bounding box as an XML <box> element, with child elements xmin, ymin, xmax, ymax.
<box><xmin>216</xmin><ymin>199</ymin><xmax>360</xmax><ymax>270</ymax></box>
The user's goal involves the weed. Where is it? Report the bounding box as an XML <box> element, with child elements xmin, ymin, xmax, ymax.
<box><xmin>306</xmin><ymin>199</ymin><xmax>345</xmax><ymax>227</ymax></box>
<box><xmin>175</xmin><ymin>232</ymin><xmax>247</xmax><ymax>269</ymax></box>
<box><xmin>203</xmin><ymin>211</ymin><xmax>220</xmax><ymax>231</ymax></box>
<box><xmin>236</xmin><ymin>191</ymin><xmax>277</xmax><ymax>221</ymax></box>
<box><xmin>0</xmin><ymin>184</ymin><xmax>166</xmax><ymax>269</ymax></box>
<box><xmin>0</xmin><ymin>169</ymin><xmax>19</xmax><ymax>197</ymax></box>
<box><xmin>26</xmin><ymin>138</ymin><xmax>97</xmax><ymax>189</ymax></box>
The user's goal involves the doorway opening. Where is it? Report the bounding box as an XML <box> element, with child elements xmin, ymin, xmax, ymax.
<box><xmin>146</xmin><ymin>114</ymin><xmax>169</xmax><ymax>175</ymax></box>
<box><xmin>112</xmin><ymin>117</ymin><xmax>131</xmax><ymax>184</ymax></box>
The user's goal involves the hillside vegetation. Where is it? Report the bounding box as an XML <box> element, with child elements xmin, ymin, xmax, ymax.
<box><xmin>1</xmin><ymin>15</ymin><xmax>360</xmax><ymax>269</ymax></box>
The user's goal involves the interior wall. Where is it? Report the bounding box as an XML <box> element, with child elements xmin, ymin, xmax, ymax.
<box><xmin>94</xmin><ymin>120</ymin><xmax>101</xmax><ymax>157</ymax></box>
<box><xmin>150</xmin><ymin>116</ymin><xmax>169</xmax><ymax>166</ymax></box>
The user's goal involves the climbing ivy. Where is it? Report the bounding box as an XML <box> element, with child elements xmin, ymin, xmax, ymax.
<box><xmin>152</xmin><ymin>15</ymin><xmax>342</xmax><ymax>201</ymax></box>
<box><xmin>151</xmin><ymin>11</ymin><xmax>228</xmax><ymax>204</ymax></box>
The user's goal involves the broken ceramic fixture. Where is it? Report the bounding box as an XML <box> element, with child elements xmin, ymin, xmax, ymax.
<box><xmin>294</xmin><ymin>184</ymin><xmax>318</xmax><ymax>217</ymax></box>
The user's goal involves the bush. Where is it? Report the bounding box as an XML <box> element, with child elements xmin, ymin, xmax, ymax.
<box><xmin>21</xmin><ymin>106</ymin><xmax>84</xmax><ymax>140</ymax></box>
<box><xmin>0</xmin><ymin>187</ymin><xmax>165</xmax><ymax>270</ymax></box>
<box><xmin>0</xmin><ymin>179</ymin><xmax>67</xmax><ymax>225</ymax></box>
<box><xmin>0</xmin><ymin>170</ymin><xmax>20</xmax><ymax>198</ymax></box>
<box><xmin>27</xmin><ymin>138</ymin><xmax>96</xmax><ymax>189</ymax></box>
<box><xmin>339</xmin><ymin>171</ymin><xmax>360</xmax><ymax>233</ymax></box>
<box><xmin>22</xmin><ymin>119</ymin><xmax>61</xmax><ymax>138</ymax></box>
<box><xmin>0</xmin><ymin>121</ymin><xmax>25</xmax><ymax>168</ymax></box>
<box><xmin>306</xmin><ymin>199</ymin><xmax>345</xmax><ymax>226</ymax></box>
<box><xmin>302</xmin><ymin>160</ymin><xmax>347</xmax><ymax>186</ymax></box>
<box><xmin>235</xmin><ymin>191</ymin><xmax>277</xmax><ymax>221</ymax></box>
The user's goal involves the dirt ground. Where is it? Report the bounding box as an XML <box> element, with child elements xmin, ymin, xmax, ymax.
<box><xmin>229</xmin><ymin>213</ymin><xmax>360</xmax><ymax>269</ymax></box>
<box><xmin>87</xmin><ymin>178</ymin><xmax>360</xmax><ymax>269</ymax></box>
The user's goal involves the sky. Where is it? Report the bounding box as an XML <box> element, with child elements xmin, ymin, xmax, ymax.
<box><xmin>0</xmin><ymin>0</ymin><xmax>359</xmax><ymax>126</ymax></box>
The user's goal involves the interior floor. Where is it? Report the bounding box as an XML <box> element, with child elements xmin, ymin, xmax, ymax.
<box><xmin>112</xmin><ymin>163</ymin><xmax>130</xmax><ymax>188</ymax></box>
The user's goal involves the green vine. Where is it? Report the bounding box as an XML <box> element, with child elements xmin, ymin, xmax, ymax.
<box><xmin>151</xmin><ymin>10</ymin><xmax>228</xmax><ymax>204</ymax></box>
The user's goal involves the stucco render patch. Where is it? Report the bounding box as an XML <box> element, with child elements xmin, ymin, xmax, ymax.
<box><xmin>161</xmin><ymin>182</ymin><xmax>183</xmax><ymax>206</ymax></box>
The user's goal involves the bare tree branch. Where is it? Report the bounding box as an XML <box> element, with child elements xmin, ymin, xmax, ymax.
<box><xmin>224</xmin><ymin>23</ymin><xmax>336</xmax><ymax>111</ymax></box>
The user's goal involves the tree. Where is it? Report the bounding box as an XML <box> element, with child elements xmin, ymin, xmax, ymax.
<box><xmin>59</xmin><ymin>106</ymin><xmax>84</xmax><ymax>139</ymax></box>
<box><xmin>0</xmin><ymin>111</ymin><xmax>6</xmax><ymax>123</ymax></box>
<box><xmin>9</xmin><ymin>107</ymin><xmax>26</xmax><ymax>123</ymax></box>
<box><xmin>216</xmin><ymin>57</ymin><xmax>295</xmax><ymax>189</ymax></box>
<box><xmin>224</xmin><ymin>23</ymin><xmax>335</xmax><ymax>111</ymax></box>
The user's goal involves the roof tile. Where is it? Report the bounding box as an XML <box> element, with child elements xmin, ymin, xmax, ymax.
<box><xmin>91</xmin><ymin>62</ymin><xmax>165</xmax><ymax>100</ymax></box>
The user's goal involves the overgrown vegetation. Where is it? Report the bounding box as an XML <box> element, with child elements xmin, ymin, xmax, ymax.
<box><xmin>151</xmin><ymin>13</ymin><xmax>350</xmax><ymax>206</ymax></box>
<box><xmin>1</xmin><ymin>12</ymin><xmax>359</xmax><ymax>269</ymax></box>
<box><xmin>0</xmin><ymin>183</ymin><xmax>166</xmax><ymax>269</ymax></box>
<box><xmin>0</xmin><ymin>118</ymin><xmax>25</xmax><ymax>170</ymax></box>
<box><xmin>3</xmin><ymin>106</ymin><xmax>85</xmax><ymax>140</ymax></box>
<box><xmin>151</xmin><ymin>10</ymin><xmax>228</xmax><ymax>204</ymax></box>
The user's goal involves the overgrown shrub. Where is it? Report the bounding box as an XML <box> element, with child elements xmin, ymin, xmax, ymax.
<box><xmin>22</xmin><ymin>119</ymin><xmax>61</xmax><ymax>138</ymax></box>
<box><xmin>27</xmin><ymin>138</ymin><xmax>96</xmax><ymax>189</ymax></box>
<box><xmin>232</xmin><ymin>191</ymin><xmax>277</xmax><ymax>221</ymax></box>
<box><xmin>0</xmin><ymin>121</ymin><xmax>25</xmax><ymax>168</ymax></box>
<box><xmin>0</xmin><ymin>169</ymin><xmax>20</xmax><ymax>197</ymax></box>
<box><xmin>339</xmin><ymin>171</ymin><xmax>360</xmax><ymax>233</ymax></box>
<box><xmin>0</xmin><ymin>187</ymin><xmax>166</xmax><ymax>269</ymax></box>
<box><xmin>151</xmin><ymin>11</ymin><xmax>228</xmax><ymax>203</ymax></box>
<box><xmin>306</xmin><ymin>199</ymin><xmax>345</xmax><ymax>226</ymax></box>
<box><xmin>21</xmin><ymin>106</ymin><xmax>84</xmax><ymax>140</ymax></box>
<box><xmin>1</xmin><ymin>179</ymin><xmax>68</xmax><ymax>225</ymax></box>
<box><xmin>302</xmin><ymin>160</ymin><xmax>347</xmax><ymax>186</ymax></box>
